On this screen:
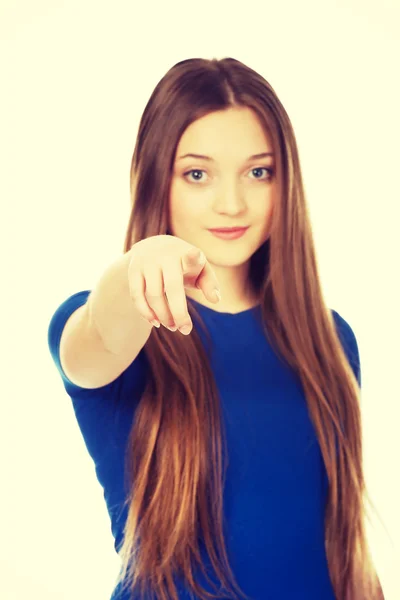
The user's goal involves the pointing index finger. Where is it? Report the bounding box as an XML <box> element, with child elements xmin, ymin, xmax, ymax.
<box><xmin>195</xmin><ymin>261</ymin><xmax>221</xmax><ymax>303</ymax></box>
<box><xmin>182</xmin><ymin>248</ymin><xmax>206</xmax><ymax>273</ymax></box>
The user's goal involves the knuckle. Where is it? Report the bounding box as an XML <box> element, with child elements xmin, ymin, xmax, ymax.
<box><xmin>163</xmin><ymin>282</ymin><xmax>182</xmax><ymax>296</ymax></box>
<box><xmin>129</xmin><ymin>287</ymin><xmax>143</xmax><ymax>302</ymax></box>
<box><xmin>145</xmin><ymin>288</ymin><xmax>164</xmax><ymax>300</ymax></box>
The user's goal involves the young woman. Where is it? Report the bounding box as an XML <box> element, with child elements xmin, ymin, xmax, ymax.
<box><xmin>48</xmin><ymin>57</ymin><xmax>384</xmax><ymax>600</ymax></box>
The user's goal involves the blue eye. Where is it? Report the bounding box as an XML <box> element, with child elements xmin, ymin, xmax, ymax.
<box><xmin>183</xmin><ymin>167</ymin><xmax>274</xmax><ymax>183</ymax></box>
<box><xmin>249</xmin><ymin>167</ymin><xmax>274</xmax><ymax>180</ymax></box>
<box><xmin>184</xmin><ymin>169</ymin><xmax>205</xmax><ymax>182</ymax></box>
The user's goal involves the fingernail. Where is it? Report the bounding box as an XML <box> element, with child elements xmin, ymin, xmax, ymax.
<box><xmin>166</xmin><ymin>325</ymin><xmax>178</xmax><ymax>332</ymax></box>
<box><xmin>151</xmin><ymin>320</ymin><xmax>160</xmax><ymax>328</ymax></box>
<box><xmin>179</xmin><ymin>325</ymin><xmax>192</xmax><ymax>335</ymax></box>
<box><xmin>213</xmin><ymin>289</ymin><xmax>221</xmax><ymax>302</ymax></box>
<box><xmin>197</xmin><ymin>251</ymin><xmax>206</xmax><ymax>264</ymax></box>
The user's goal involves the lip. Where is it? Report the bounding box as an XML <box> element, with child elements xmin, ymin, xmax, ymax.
<box><xmin>208</xmin><ymin>226</ymin><xmax>249</xmax><ymax>241</ymax></box>
<box><xmin>208</xmin><ymin>227</ymin><xmax>249</xmax><ymax>233</ymax></box>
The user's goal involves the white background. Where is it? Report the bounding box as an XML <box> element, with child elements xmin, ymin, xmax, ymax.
<box><xmin>0</xmin><ymin>0</ymin><xmax>399</xmax><ymax>598</ymax></box>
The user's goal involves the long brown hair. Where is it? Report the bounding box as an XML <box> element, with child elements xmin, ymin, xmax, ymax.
<box><xmin>113</xmin><ymin>57</ymin><xmax>385</xmax><ymax>600</ymax></box>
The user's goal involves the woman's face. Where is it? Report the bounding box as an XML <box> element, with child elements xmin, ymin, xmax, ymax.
<box><xmin>169</xmin><ymin>106</ymin><xmax>276</xmax><ymax>271</ymax></box>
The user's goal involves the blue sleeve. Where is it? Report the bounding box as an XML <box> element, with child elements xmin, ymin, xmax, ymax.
<box><xmin>47</xmin><ymin>290</ymin><xmax>103</xmax><ymax>395</ymax></box>
<box><xmin>47</xmin><ymin>290</ymin><xmax>149</xmax><ymax>460</ymax></box>
<box><xmin>331</xmin><ymin>309</ymin><xmax>361</xmax><ymax>388</ymax></box>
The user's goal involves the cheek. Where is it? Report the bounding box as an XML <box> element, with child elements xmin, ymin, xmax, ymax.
<box><xmin>255</xmin><ymin>198</ymin><xmax>274</xmax><ymax>219</ymax></box>
<box><xmin>170</xmin><ymin>193</ymin><xmax>204</xmax><ymax>231</ymax></box>
<box><xmin>254</xmin><ymin>201</ymin><xmax>274</xmax><ymax>236</ymax></box>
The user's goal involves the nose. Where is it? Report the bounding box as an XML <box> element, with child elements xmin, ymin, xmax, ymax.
<box><xmin>212</xmin><ymin>182</ymin><xmax>247</xmax><ymax>215</ymax></box>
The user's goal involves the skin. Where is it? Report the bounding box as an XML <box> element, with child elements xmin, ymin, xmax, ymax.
<box><xmin>169</xmin><ymin>106</ymin><xmax>277</xmax><ymax>313</ymax></box>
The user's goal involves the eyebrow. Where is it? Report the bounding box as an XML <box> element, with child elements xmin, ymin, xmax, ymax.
<box><xmin>177</xmin><ymin>152</ymin><xmax>274</xmax><ymax>162</ymax></box>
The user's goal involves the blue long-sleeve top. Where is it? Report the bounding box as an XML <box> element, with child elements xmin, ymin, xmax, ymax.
<box><xmin>47</xmin><ymin>290</ymin><xmax>361</xmax><ymax>600</ymax></box>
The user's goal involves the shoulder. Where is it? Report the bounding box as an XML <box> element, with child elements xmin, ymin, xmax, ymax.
<box><xmin>48</xmin><ymin>289</ymin><xmax>148</xmax><ymax>396</ymax></box>
<box><xmin>330</xmin><ymin>308</ymin><xmax>359</xmax><ymax>350</ymax></box>
<box><xmin>330</xmin><ymin>308</ymin><xmax>361</xmax><ymax>387</ymax></box>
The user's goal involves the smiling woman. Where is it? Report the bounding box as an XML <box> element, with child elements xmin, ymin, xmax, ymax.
<box><xmin>48</xmin><ymin>56</ymin><xmax>384</xmax><ymax>600</ymax></box>
<box><xmin>169</xmin><ymin>106</ymin><xmax>277</xmax><ymax>311</ymax></box>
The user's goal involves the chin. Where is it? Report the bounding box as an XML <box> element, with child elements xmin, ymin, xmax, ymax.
<box><xmin>207</xmin><ymin>253</ymin><xmax>254</xmax><ymax>268</ymax></box>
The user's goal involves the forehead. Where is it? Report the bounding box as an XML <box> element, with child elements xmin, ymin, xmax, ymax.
<box><xmin>175</xmin><ymin>107</ymin><xmax>272</xmax><ymax>157</ymax></box>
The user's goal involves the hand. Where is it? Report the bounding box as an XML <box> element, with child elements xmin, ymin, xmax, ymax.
<box><xmin>127</xmin><ymin>235</ymin><xmax>220</xmax><ymax>335</ymax></box>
